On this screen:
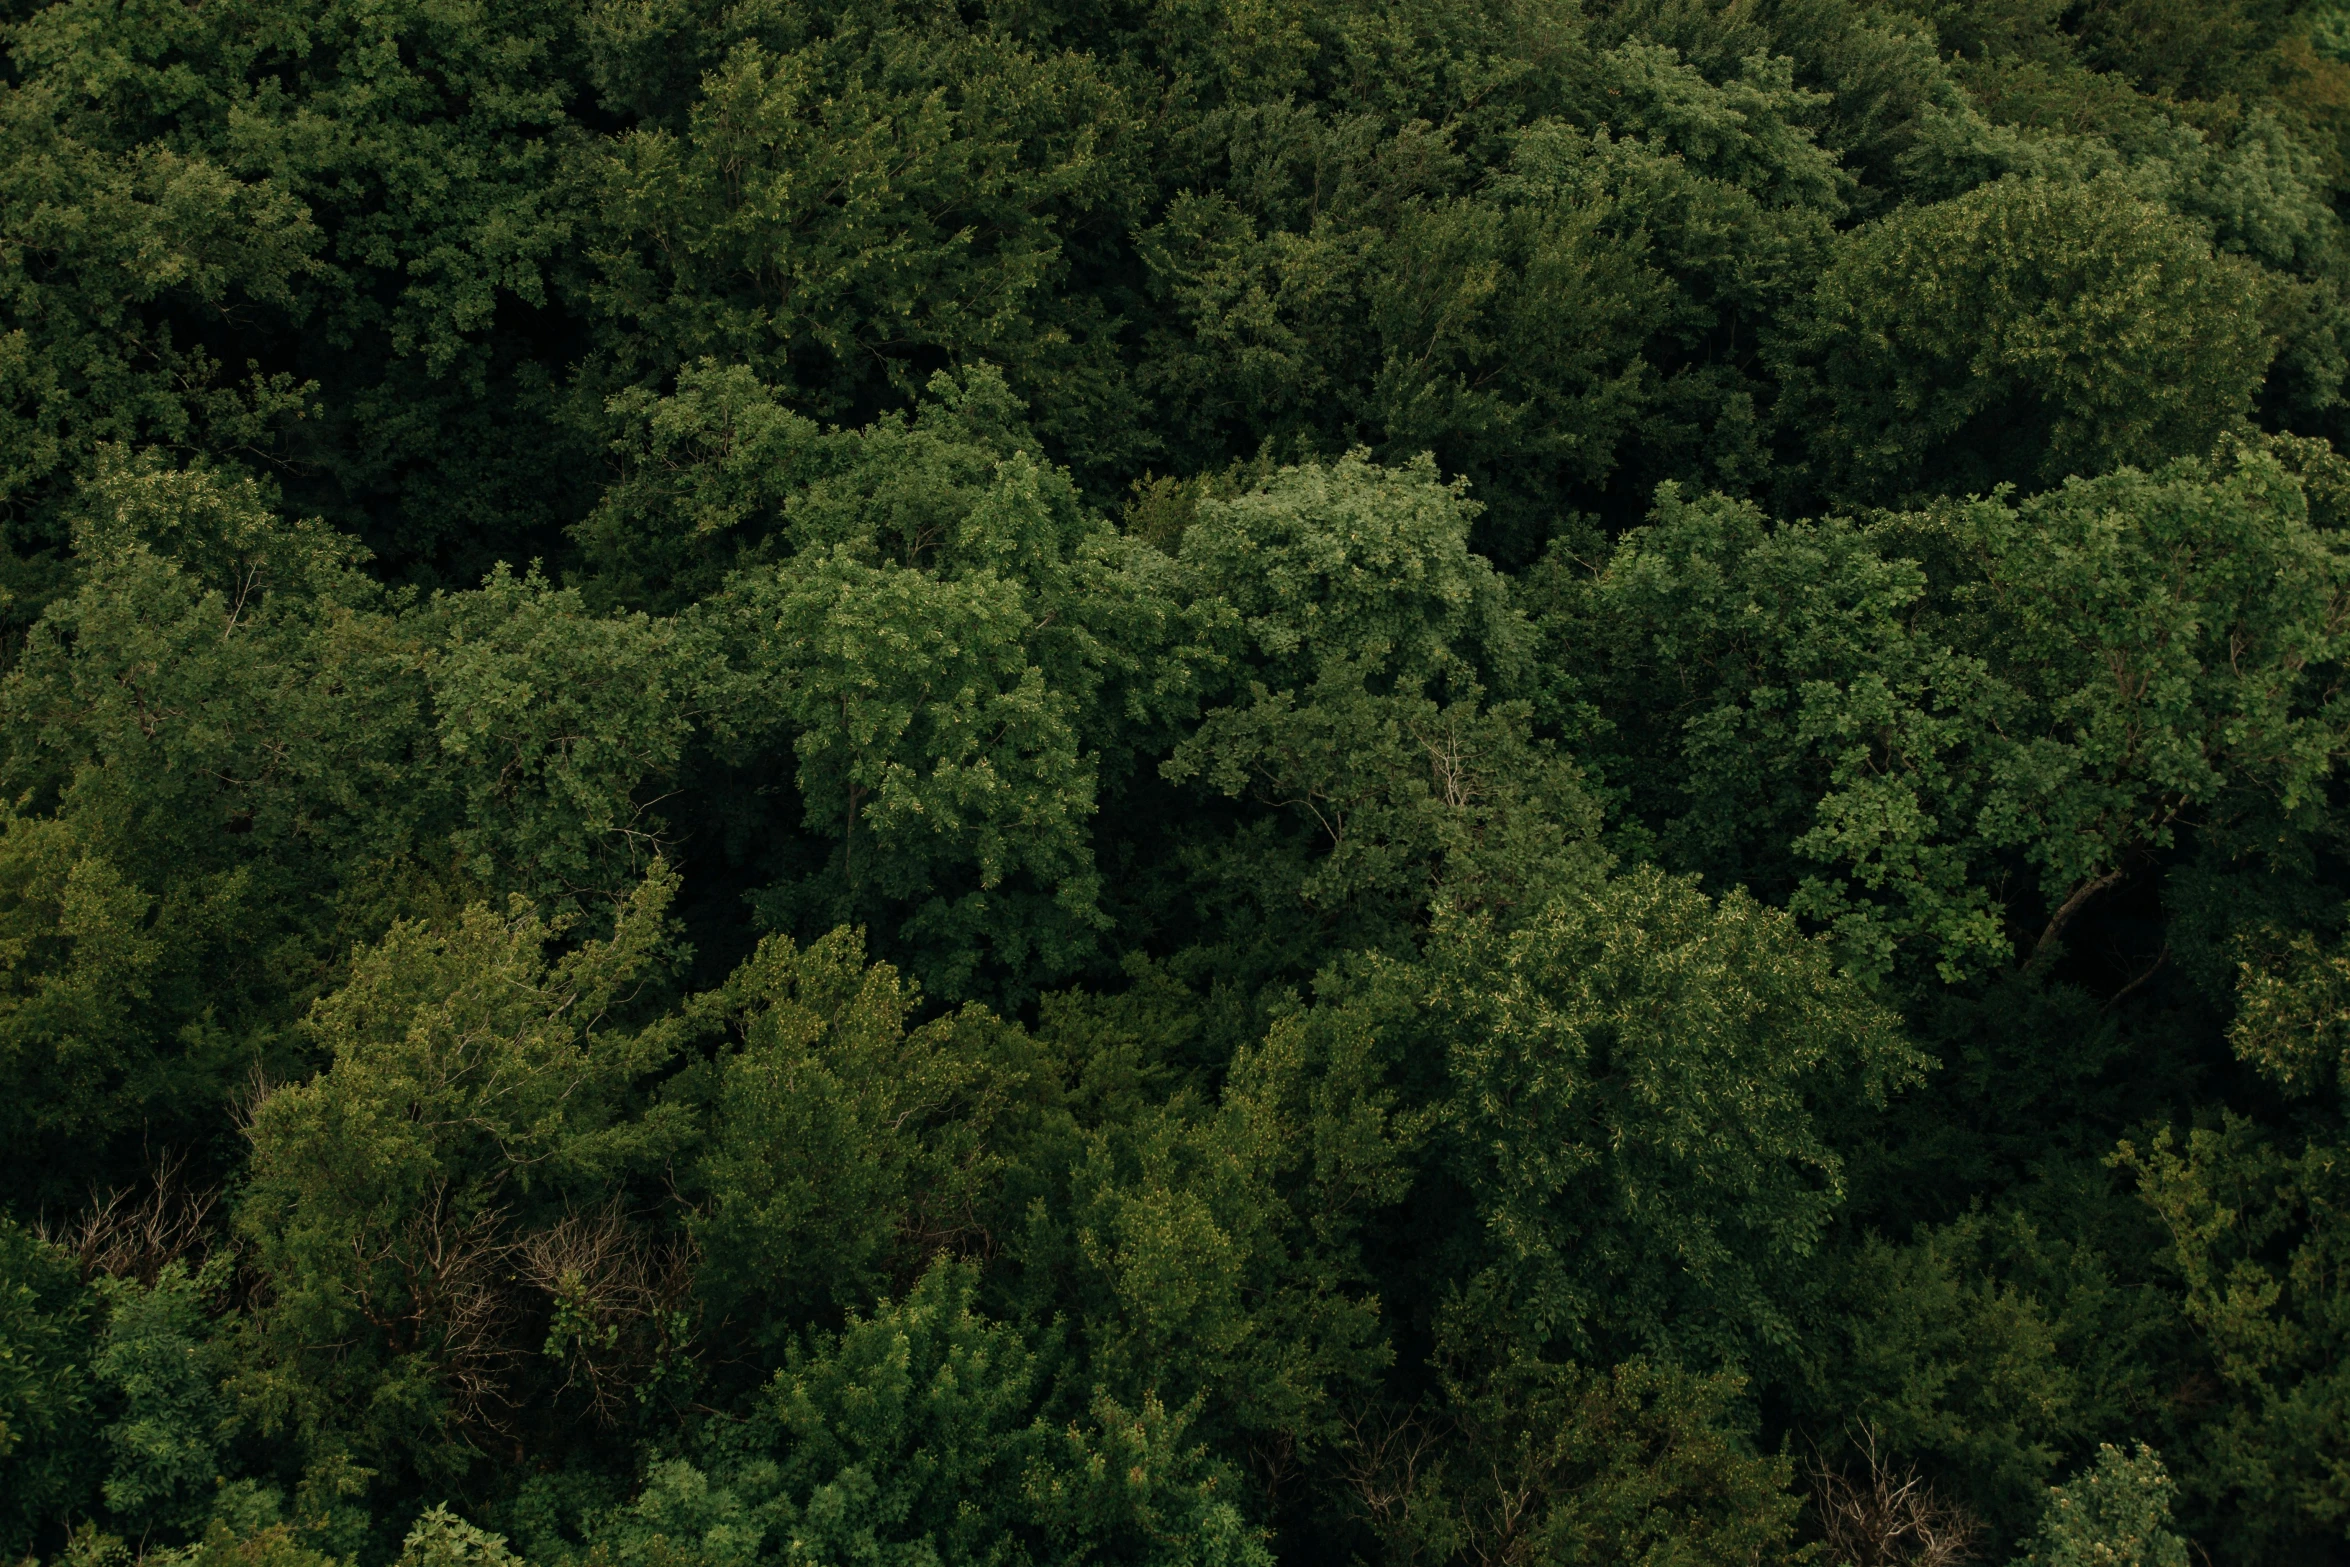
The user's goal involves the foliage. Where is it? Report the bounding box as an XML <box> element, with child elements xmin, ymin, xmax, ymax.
<box><xmin>1779</xmin><ymin>175</ymin><xmax>2275</xmax><ymax>507</ymax></box>
<box><xmin>579</xmin><ymin>1259</ymin><xmax>1270</xmax><ymax>1567</ymax></box>
<box><xmin>1160</xmin><ymin>451</ymin><xmax>1606</xmax><ymax>983</ymax></box>
<box><xmin>94</xmin><ymin>1262</ymin><xmax>233</xmax><ymax>1538</ymax></box>
<box><xmin>1546</xmin><ymin>441</ymin><xmax>2350</xmax><ymax>984</ymax></box>
<box><xmin>2011</xmin><ymin>1444</ymin><xmax>2190</xmax><ymax>1567</ymax></box>
<box><xmin>1344</xmin><ymin>1351</ymin><xmax>1807</xmax><ymax>1567</ymax></box>
<box><xmin>1422</xmin><ymin>866</ymin><xmax>1924</xmax><ymax>1372</ymax></box>
<box><xmin>396</xmin><ymin>1506</ymin><xmax>524</xmax><ymax>1567</ymax></box>
<box><xmin>234</xmin><ymin>867</ymin><xmax>695</xmax><ymax>1481</ymax></box>
<box><xmin>0</xmin><ymin>1221</ymin><xmax>97</xmax><ymax>1556</ymax></box>
<box><xmin>5</xmin><ymin>0</ymin><xmax>2350</xmax><ymax>1561</ymax></box>
<box><xmin>688</xmin><ymin>927</ymin><xmax>1025</xmax><ymax>1345</ymax></box>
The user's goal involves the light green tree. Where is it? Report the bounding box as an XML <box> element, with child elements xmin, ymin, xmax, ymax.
<box><xmin>2012</xmin><ymin>1444</ymin><xmax>2189</xmax><ymax>1567</ymax></box>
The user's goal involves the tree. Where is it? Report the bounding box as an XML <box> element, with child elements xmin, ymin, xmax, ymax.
<box><xmin>713</xmin><ymin>368</ymin><xmax>1197</xmax><ymax>1000</ymax></box>
<box><xmin>0</xmin><ymin>0</ymin><xmax>602</xmax><ymax>575</ymax></box>
<box><xmin>580</xmin><ymin>1259</ymin><xmax>1271</xmax><ymax>1567</ymax></box>
<box><xmin>0</xmin><ymin>453</ymin><xmax>426</xmax><ymax>1202</ymax></box>
<box><xmin>427</xmin><ymin>568</ymin><xmax>722</xmax><ymax>909</ymax></box>
<box><xmin>2113</xmin><ymin>925</ymin><xmax>2350</xmax><ymax>1557</ymax></box>
<box><xmin>1047</xmin><ymin>988</ymin><xmax>1421</xmax><ymax>1481</ymax></box>
<box><xmin>94</xmin><ymin>1262</ymin><xmax>233</xmax><ymax>1540</ymax></box>
<box><xmin>0</xmin><ymin>1220</ymin><xmax>98</xmax><ymax>1558</ymax></box>
<box><xmin>1535</xmin><ymin>481</ymin><xmax>2006</xmax><ymax>983</ymax></box>
<box><xmin>1422</xmin><ymin>866</ymin><xmax>1924</xmax><ymax>1371</ymax></box>
<box><xmin>1165</xmin><ymin>452</ymin><xmax>1600</xmax><ymax>970</ymax></box>
<box><xmin>1544</xmin><ymin>442</ymin><xmax>2350</xmax><ymax>983</ymax></box>
<box><xmin>1343</xmin><ymin>1352</ymin><xmax>1807</xmax><ymax>1567</ymax></box>
<box><xmin>1917</xmin><ymin>444</ymin><xmax>2350</xmax><ymax>967</ymax></box>
<box><xmin>235</xmin><ymin>867</ymin><xmax>693</xmax><ymax>1480</ymax></box>
<box><xmin>689</xmin><ymin>926</ymin><xmax>1027</xmax><ymax>1350</ymax></box>
<box><xmin>1780</xmin><ymin>175</ymin><xmax>2274</xmax><ymax>506</ymax></box>
<box><xmin>581</xmin><ymin>15</ymin><xmax>1140</xmax><ymax>488</ymax></box>
<box><xmin>2012</xmin><ymin>1444</ymin><xmax>2190</xmax><ymax>1567</ymax></box>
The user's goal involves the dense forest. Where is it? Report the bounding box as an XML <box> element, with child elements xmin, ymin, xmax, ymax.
<box><xmin>7</xmin><ymin>0</ymin><xmax>2350</xmax><ymax>1559</ymax></box>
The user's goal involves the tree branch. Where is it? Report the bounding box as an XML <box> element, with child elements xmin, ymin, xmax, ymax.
<box><xmin>2032</xmin><ymin>867</ymin><xmax>2128</xmax><ymax>966</ymax></box>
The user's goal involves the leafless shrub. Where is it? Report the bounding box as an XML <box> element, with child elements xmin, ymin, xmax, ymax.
<box><xmin>42</xmin><ymin>1149</ymin><xmax>222</xmax><ymax>1285</ymax></box>
<box><xmin>517</xmin><ymin>1202</ymin><xmax>695</xmax><ymax>1426</ymax></box>
<box><xmin>345</xmin><ymin>1181</ymin><xmax>527</xmax><ymax>1438</ymax></box>
<box><xmin>1811</xmin><ymin>1427</ymin><xmax>1979</xmax><ymax>1567</ymax></box>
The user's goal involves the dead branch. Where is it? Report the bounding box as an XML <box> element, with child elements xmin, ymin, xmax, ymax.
<box><xmin>517</xmin><ymin>1202</ymin><xmax>696</xmax><ymax>1427</ymax></box>
<box><xmin>41</xmin><ymin>1150</ymin><xmax>222</xmax><ymax>1285</ymax></box>
<box><xmin>1809</xmin><ymin>1427</ymin><xmax>1979</xmax><ymax>1567</ymax></box>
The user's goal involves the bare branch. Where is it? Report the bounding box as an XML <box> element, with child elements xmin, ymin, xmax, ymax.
<box><xmin>1809</xmin><ymin>1426</ymin><xmax>1979</xmax><ymax>1567</ymax></box>
<box><xmin>41</xmin><ymin>1150</ymin><xmax>221</xmax><ymax>1285</ymax></box>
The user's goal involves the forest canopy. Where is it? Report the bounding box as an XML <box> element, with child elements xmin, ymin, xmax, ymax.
<box><xmin>3</xmin><ymin>0</ymin><xmax>2350</xmax><ymax>1560</ymax></box>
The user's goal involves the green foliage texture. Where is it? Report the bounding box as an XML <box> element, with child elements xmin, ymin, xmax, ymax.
<box><xmin>7</xmin><ymin>0</ymin><xmax>2350</xmax><ymax>1562</ymax></box>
